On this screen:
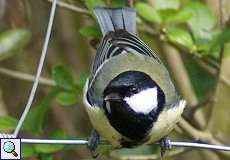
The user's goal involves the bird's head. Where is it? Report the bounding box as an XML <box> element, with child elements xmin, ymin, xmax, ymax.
<box><xmin>103</xmin><ymin>71</ymin><xmax>165</xmax><ymax>115</ymax></box>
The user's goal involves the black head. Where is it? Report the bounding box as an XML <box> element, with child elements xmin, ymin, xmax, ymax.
<box><xmin>103</xmin><ymin>71</ymin><xmax>165</xmax><ymax>141</ymax></box>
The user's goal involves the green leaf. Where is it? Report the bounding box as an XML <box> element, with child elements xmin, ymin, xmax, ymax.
<box><xmin>167</xmin><ymin>28</ymin><xmax>195</xmax><ymax>50</ymax></box>
<box><xmin>35</xmin><ymin>129</ymin><xmax>66</xmax><ymax>153</ymax></box>
<box><xmin>23</xmin><ymin>105</ymin><xmax>47</xmax><ymax>134</ymax></box>
<box><xmin>41</xmin><ymin>154</ymin><xmax>53</xmax><ymax>160</ymax></box>
<box><xmin>184</xmin><ymin>57</ymin><xmax>215</xmax><ymax>98</ymax></box>
<box><xmin>135</xmin><ymin>2</ymin><xmax>162</xmax><ymax>24</ymax></box>
<box><xmin>22</xmin><ymin>144</ymin><xmax>36</xmax><ymax>158</ymax></box>
<box><xmin>0</xmin><ymin>116</ymin><xmax>17</xmax><ymax>132</ymax></box>
<box><xmin>52</xmin><ymin>65</ymin><xmax>74</xmax><ymax>90</ymax></box>
<box><xmin>158</xmin><ymin>9</ymin><xmax>176</xmax><ymax>22</ymax></box>
<box><xmin>155</xmin><ymin>0</ymin><xmax>180</xmax><ymax>10</ymax></box>
<box><xmin>86</xmin><ymin>0</ymin><xmax>105</xmax><ymax>10</ymax></box>
<box><xmin>183</xmin><ymin>2</ymin><xmax>216</xmax><ymax>39</ymax></box>
<box><xmin>112</xmin><ymin>145</ymin><xmax>158</xmax><ymax>157</ymax></box>
<box><xmin>78</xmin><ymin>72</ymin><xmax>88</xmax><ymax>87</ymax></box>
<box><xmin>159</xmin><ymin>9</ymin><xmax>192</xmax><ymax>24</ymax></box>
<box><xmin>55</xmin><ymin>91</ymin><xmax>78</xmax><ymax>106</ymax></box>
<box><xmin>224</xmin><ymin>43</ymin><xmax>230</xmax><ymax>56</ymax></box>
<box><xmin>23</xmin><ymin>88</ymin><xmax>60</xmax><ymax>133</ymax></box>
<box><xmin>79</xmin><ymin>26</ymin><xmax>101</xmax><ymax>38</ymax></box>
<box><xmin>0</xmin><ymin>29</ymin><xmax>31</xmax><ymax>61</ymax></box>
<box><xmin>210</xmin><ymin>29</ymin><xmax>230</xmax><ymax>52</ymax></box>
<box><xmin>111</xmin><ymin>0</ymin><xmax>125</xmax><ymax>7</ymax></box>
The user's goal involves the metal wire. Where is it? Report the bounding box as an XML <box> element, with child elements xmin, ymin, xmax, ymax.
<box><xmin>19</xmin><ymin>138</ymin><xmax>230</xmax><ymax>152</ymax></box>
<box><xmin>13</xmin><ymin>0</ymin><xmax>57</xmax><ymax>137</ymax></box>
<box><xmin>21</xmin><ymin>139</ymin><xmax>88</xmax><ymax>145</ymax></box>
<box><xmin>170</xmin><ymin>141</ymin><xmax>230</xmax><ymax>151</ymax></box>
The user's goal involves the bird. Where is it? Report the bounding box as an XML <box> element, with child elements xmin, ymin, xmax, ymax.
<box><xmin>83</xmin><ymin>7</ymin><xmax>186</xmax><ymax>156</ymax></box>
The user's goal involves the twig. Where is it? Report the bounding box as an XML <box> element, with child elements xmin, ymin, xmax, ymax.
<box><xmin>0</xmin><ymin>67</ymin><xmax>55</xmax><ymax>87</ymax></box>
<box><xmin>0</xmin><ymin>89</ymin><xmax>8</xmax><ymax>116</ymax></box>
<box><xmin>0</xmin><ymin>0</ymin><xmax>5</xmax><ymax>19</ymax></box>
<box><xmin>159</xmin><ymin>44</ymin><xmax>206</xmax><ymax>129</ymax></box>
<box><xmin>219</xmin><ymin>0</ymin><xmax>226</xmax><ymax>28</ymax></box>
<box><xmin>47</xmin><ymin>0</ymin><xmax>90</xmax><ymax>15</ymax></box>
<box><xmin>178</xmin><ymin>118</ymin><xmax>230</xmax><ymax>158</ymax></box>
<box><xmin>206</xmin><ymin>0</ymin><xmax>226</xmax><ymax>129</ymax></box>
<box><xmin>194</xmin><ymin>58</ymin><xmax>230</xmax><ymax>88</ymax></box>
<box><xmin>190</xmin><ymin>95</ymin><xmax>212</xmax><ymax>113</ymax></box>
<box><xmin>220</xmin><ymin>75</ymin><xmax>230</xmax><ymax>87</ymax></box>
<box><xmin>161</xmin><ymin>45</ymin><xmax>198</xmax><ymax>106</ymax></box>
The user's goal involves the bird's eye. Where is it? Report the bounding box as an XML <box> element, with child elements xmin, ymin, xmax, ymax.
<box><xmin>130</xmin><ymin>86</ymin><xmax>138</xmax><ymax>94</ymax></box>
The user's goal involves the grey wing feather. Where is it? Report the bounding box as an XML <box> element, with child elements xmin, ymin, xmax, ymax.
<box><xmin>88</xmin><ymin>31</ymin><xmax>162</xmax><ymax>88</ymax></box>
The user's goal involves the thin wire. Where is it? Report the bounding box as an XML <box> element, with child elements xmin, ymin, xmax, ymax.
<box><xmin>170</xmin><ymin>141</ymin><xmax>230</xmax><ymax>152</ymax></box>
<box><xmin>13</xmin><ymin>0</ymin><xmax>57</xmax><ymax>137</ymax></box>
<box><xmin>19</xmin><ymin>139</ymin><xmax>230</xmax><ymax>151</ymax></box>
<box><xmin>21</xmin><ymin>139</ymin><xmax>88</xmax><ymax>145</ymax></box>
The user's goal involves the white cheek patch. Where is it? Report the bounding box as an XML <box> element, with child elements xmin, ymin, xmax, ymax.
<box><xmin>124</xmin><ymin>87</ymin><xmax>158</xmax><ymax>114</ymax></box>
<box><xmin>105</xmin><ymin>101</ymin><xmax>111</xmax><ymax>113</ymax></box>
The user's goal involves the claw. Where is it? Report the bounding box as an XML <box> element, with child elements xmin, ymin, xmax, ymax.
<box><xmin>88</xmin><ymin>129</ymin><xmax>100</xmax><ymax>158</ymax></box>
<box><xmin>159</xmin><ymin>137</ymin><xmax>172</xmax><ymax>158</ymax></box>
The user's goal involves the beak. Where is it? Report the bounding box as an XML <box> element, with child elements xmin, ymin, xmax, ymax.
<box><xmin>104</xmin><ymin>93</ymin><xmax>121</xmax><ymax>101</ymax></box>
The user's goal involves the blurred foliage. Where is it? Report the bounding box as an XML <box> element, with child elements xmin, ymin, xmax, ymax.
<box><xmin>79</xmin><ymin>26</ymin><xmax>101</xmax><ymax>38</ymax></box>
<box><xmin>86</xmin><ymin>0</ymin><xmax>106</xmax><ymax>11</ymax></box>
<box><xmin>0</xmin><ymin>116</ymin><xmax>17</xmax><ymax>132</ymax></box>
<box><xmin>0</xmin><ymin>0</ymin><xmax>229</xmax><ymax>160</ymax></box>
<box><xmin>166</xmin><ymin>27</ymin><xmax>195</xmax><ymax>50</ymax></box>
<box><xmin>135</xmin><ymin>3</ymin><xmax>162</xmax><ymax>23</ymax></box>
<box><xmin>34</xmin><ymin>129</ymin><xmax>66</xmax><ymax>153</ymax></box>
<box><xmin>0</xmin><ymin>29</ymin><xmax>31</xmax><ymax>61</ymax></box>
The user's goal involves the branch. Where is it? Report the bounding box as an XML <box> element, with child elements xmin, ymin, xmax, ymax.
<box><xmin>206</xmin><ymin>0</ymin><xmax>226</xmax><ymax>128</ymax></box>
<box><xmin>159</xmin><ymin>44</ymin><xmax>206</xmax><ymax>129</ymax></box>
<box><xmin>0</xmin><ymin>67</ymin><xmax>55</xmax><ymax>87</ymax></box>
<box><xmin>194</xmin><ymin>58</ymin><xmax>230</xmax><ymax>88</ymax></box>
<box><xmin>178</xmin><ymin>118</ymin><xmax>230</xmax><ymax>158</ymax></box>
<box><xmin>0</xmin><ymin>89</ymin><xmax>8</xmax><ymax>116</ymax></box>
<box><xmin>47</xmin><ymin>0</ymin><xmax>90</xmax><ymax>15</ymax></box>
<box><xmin>161</xmin><ymin>45</ymin><xmax>198</xmax><ymax>106</ymax></box>
<box><xmin>189</xmin><ymin>95</ymin><xmax>212</xmax><ymax>114</ymax></box>
<box><xmin>0</xmin><ymin>0</ymin><xmax>5</xmax><ymax>19</ymax></box>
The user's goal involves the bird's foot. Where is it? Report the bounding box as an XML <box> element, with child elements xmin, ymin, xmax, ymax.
<box><xmin>88</xmin><ymin>129</ymin><xmax>100</xmax><ymax>158</ymax></box>
<box><xmin>159</xmin><ymin>137</ymin><xmax>172</xmax><ymax>158</ymax></box>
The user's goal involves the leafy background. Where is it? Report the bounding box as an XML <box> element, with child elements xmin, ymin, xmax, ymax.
<box><xmin>0</xmin><ymin>0</ymin><xmax>230</xmax><ymax>160</ymax></box>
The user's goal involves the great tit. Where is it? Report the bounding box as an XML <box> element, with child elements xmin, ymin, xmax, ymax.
<box><xmin>83</xmin><ymin>7</ymin><xmax>186</xmax><ymax>154</ymax></box>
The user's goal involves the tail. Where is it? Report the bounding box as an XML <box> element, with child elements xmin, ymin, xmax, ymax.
<box><xmin>93</xmin><ymin>7</ymin><xmax>136</xmax><ymax>36</ymax></box>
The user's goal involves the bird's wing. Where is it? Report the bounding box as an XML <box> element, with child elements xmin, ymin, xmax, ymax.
<box><xmin>88</xmin><ymin>30</ymin><xmax>162</xmax><ymax>86</ymax></box>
